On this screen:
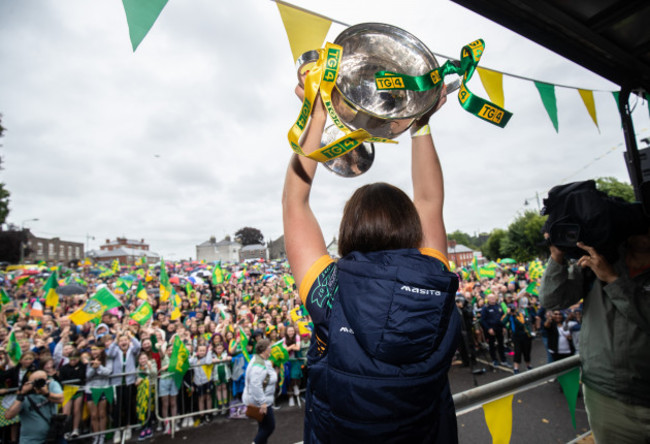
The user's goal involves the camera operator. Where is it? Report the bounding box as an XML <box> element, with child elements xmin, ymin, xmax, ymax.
<box><xmin>4</xmin><ymin>370</ymin><xmax>64</xmax><ymax>443</ymax></box>
<box><xmin>540</xmin><ymin>228</ymin><xmax>650</xmax><ymax>442</ymax></box>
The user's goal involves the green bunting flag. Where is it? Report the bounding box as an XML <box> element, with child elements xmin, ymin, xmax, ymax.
<box><xmin>169</xmin><ymin>336</ymin><xmax>189</xmax><ymax>389</ymax></box>
<box><xmin>557</xmin><ymin>367</ymin><xmax>581</xmax><ymax>429</ymax></box>
<box><xmin>534</xmin><ymin>81</ymin><xmax>559</xmax><ymax>132</ymax></box>
<box><xmin>122</xmin><ymin>0</ymin><xmax>169</xmax><ymax>51</ymax></box>
<box><xmin>91</xmin><ymin>386</ymin><xmax>115</xmax><ymax>405</ymax></box>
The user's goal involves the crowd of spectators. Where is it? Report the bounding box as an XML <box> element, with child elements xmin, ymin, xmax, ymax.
<box><xmin>0</xmin><ymin>258</ymin><xmax>583</xmax><ymax>443</ymax></box>
<box><xmin>0</xmin><ymin>259</ymin><xmax>309</xmax><ymax>443</ymax></box>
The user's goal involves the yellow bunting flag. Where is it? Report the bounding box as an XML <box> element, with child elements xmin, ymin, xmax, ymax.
<box><xmin>483</xmin><ymin>394</ymin><xmax>514</xmax><ymax>444</ymax></box>
<box><xmin>202</xmin><ymin>364</ymin><xmax>213</xmax><ymax>381</ymax></box>
<box><xmin>276</xmin><ymin>1</ymin><xmax>332</xmax><ymax>62</ymax></box>
<box><xmin>62</xmin><ymin>385</ymin><xmax>79</xmax><ymax>407</ymax></box>
<box><xmin>578</xmin><ymin>89</ymin><xmax>599</xmax><ymax>130</ymax></box>
<box><xmin>477</xmin><ymin>67</ymin><xmax>505</xmax><ymax>108</ymax></box>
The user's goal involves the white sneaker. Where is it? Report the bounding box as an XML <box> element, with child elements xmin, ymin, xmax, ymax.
<box><xmin>113</xmin><ymin>431</ymin><xmax>121</xmax><ymax>444</ymax></box>
<box><xmin>124</xmin><ymin>428</ymin><xmax>132</xmax><ymax>441</ymax></box>
<box><xmin>293</xmin><ymin>385</ymin><xmax>300</xmax><ymax>397</ymax></box>
<box><xmin>156</xmin><ymin>422</ymin><xmax>163</xmax><ymax>432</ymax></box>
<box><xmin>289</xmin><ymin>396</ymin><xmax>295</xmax><ymax>407</ymax></box>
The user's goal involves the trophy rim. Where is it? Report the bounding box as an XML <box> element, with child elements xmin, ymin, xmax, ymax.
<box><xmin>333</xmin><ymin>22</ymin><xmax>441</xmax><ymax>121</ymax></box>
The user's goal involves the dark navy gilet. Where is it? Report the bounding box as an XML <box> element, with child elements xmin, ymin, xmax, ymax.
<box><xmin>304</xmin><ymin>249</ymin><xmax>461</xmax><ymax>444</ymax></box>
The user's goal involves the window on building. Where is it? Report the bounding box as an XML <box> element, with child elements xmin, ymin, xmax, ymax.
<box><xmin>59</xmin><ymin>245</ymin><xmax>65</xmax><ymax>259</ymax></box>
<box><xmin>49</xmin><ymin>243</ymin><xmax>55</xmax><ymax>256</ymax></box>
<box><xmin>68</xmin><ymin>246</ymin><xmax>72</xmax><ymax>257</ymax></box>
<box><xmin>75</xmin><ymin>247</ymin><xmax>80</xmax><ymax>257</ymax></box>
<box><xmin>37</xmin><ymin>242</ymin><xmax>43</xmax><ymax>255</ymax></box>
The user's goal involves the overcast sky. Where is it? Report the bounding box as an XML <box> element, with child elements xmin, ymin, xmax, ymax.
<box><xmin>1</xmin><ymin>0</ymin><xmax>648</xmax><ymax>260</ymax></box>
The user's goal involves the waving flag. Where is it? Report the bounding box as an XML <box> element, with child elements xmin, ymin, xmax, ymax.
<box><xmin>43</xmin><ymin>271</ymin><xmax>59</xmax><ymax>308</ymax></box>
<box><xmin>130</xmin><ymin>301</ymin><xmax>153</xmax><ymax>326</ymax></box>
<box><xmin>69</xmin><ymin>288</ymin><xmax>122</xmax><ymax>325</ymax></box>
<box><xmin>239</xmin><ymin>327</ymin><xmax>250</xmax><ymax>363</ymax></box>
<box><xmin>0</xmin><ymin>288</ymin><xmax>11</xmax><ymax>306</ymax></box>
<box><xmin>212</xmin><ymin>262</ymin><xmax>224</xmax><ymax>285</ymax></box>
<box><xmin>159</xmin><ymin>260</ymin><xmax>171</xmax><ymax>302</ymax></box>
<box><xmin>7</xmin><ymin>330</ymin><xmax>22</xmax><ymax>364</ymax></box>
<box><xmin>169</xmin><ymin>336</ymin><xmax>189</xmax><ymax>389</ymax></box>
<box><xmin>136</xmin><ymin>281</ymin><xmax>148</xmax><ymax>301</ymax></box>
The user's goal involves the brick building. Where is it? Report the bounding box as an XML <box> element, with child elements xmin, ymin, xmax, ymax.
<box><xmin>447</xmin><ymin>242</ymin><xmax>475</xmax><ymax>267</ymax></box>
<box><xmin>90</xmin><ymin>237</ymin><xmax>159</xmax><ymax>265</ymax></box>
<box><xmin>24</xmin><ymin>230</ymin><xmax>84</xmax><ymax>265</ymax></box>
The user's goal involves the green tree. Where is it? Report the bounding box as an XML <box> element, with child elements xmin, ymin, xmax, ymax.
<box><xmin>447</xmin><ymin>230</ymin><xmax>477</xmax><ymax>250</ymax></box>
<box><xmin>501</xmin><ymin>210</ymin><xmax>547</xmax><ymax>262</ymax></box>
<box><xmin>0</xmin><ymin>114</ymin><xmax>8</xmax><ymax>224</ymax></box>
<box><xmin>481</xmin><ymin>228</ymin><xmax>507</xmax><ymax>261</ymax></box>
<box><xmin>235</xmin><ymin>227</ymin><xmax>264</xmax><ymax>246</ymax></box>
<box><xmin>595</xmin><ymin>177</ymin><xmax>635</xmax><ymax>202</ymax></box>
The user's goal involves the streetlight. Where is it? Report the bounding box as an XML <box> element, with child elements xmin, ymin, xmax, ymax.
<box><xmin>86</xmin><ymin>233</ymin><xmax>95</xmax><ymax>255</ymax></box>
<box><xmin>21</xmin><ymin>218</ymin><xmax>39</xmax><ymax>229</ymax></box>
<box><xmin>523</xmin><ymin>192</ymin><xmax>541</xmax><ymax>211</ymax></box>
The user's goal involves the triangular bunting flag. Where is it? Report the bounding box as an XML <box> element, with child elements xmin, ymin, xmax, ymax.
<box><xmin>276</xmin><ymin>1</ymin><xmax>332</xmax><ymax>62</ymax></box>
<box><xmin>557</xmin><ymin>367</ymin><xmax>581</xmax><ymax>429</ymax></box>
<box><xmin>121</xmin><ymin>0</ymin><xmax>169</xmax><ymax>52</ymax></box>
<box><xmin>578</xmin><ymin>89</ymin><xmax>599</xmax><ymax>131</ymax></box>
<box><xmin>477</xmin><ymin>67</ymin><xmax>505</xmax><ymax>108</ymax></box>
<box><xmin>534</xmin><ymin>81</ymin><xmax>559</xmax><ymax>132</ymax></box>
<box><xmin>202</xmin><ymin>364</ymin><xmax>213</xmax><ymax>381</ymax></box>
<box><xmin>62</xmin><ymin>385</ymin><xmax>79</xmax><ymax>407</ymax></box>
<box><xmin>483</xmin><ymin>394</ymin><xmax>514</xmax><ymax>444</ymax></box>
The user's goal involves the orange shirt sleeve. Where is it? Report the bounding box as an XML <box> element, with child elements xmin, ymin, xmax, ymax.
<box><xmin>298</xmin><ymin>254</ymin><xmax>335</xmax><ymax>305</ymax></box>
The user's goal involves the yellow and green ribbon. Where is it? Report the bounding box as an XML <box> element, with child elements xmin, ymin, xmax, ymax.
<box><xmin>288</xmin><ymin>42</ymin><xmax>396</xmax><ymax>162</ymax></box>
<box><xmin>374</xmin><ymin>39</ymin><xmax>513</xmax><ymax>128</ymax></box>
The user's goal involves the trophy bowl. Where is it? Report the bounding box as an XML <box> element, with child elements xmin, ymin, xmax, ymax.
<box><xmin>332</xmin><ymin>23</ymin><xmax>443</xmax><ymax>139</ymax></box>
<box><xmin>321</xmin><ymin>125</ymin><xmax>374</xmax><ymax>177</ymax></box>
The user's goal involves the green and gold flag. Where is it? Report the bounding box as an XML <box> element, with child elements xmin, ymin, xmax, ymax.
<box><xmin>136</xmin><ymin>377</ymin><xmax>151</xmax><ymax>423</ymax></box>
<box><xmin>136</xmin><ymin>281</ymin><xmax>148</xmax><ymax>301</ymax></box>
<box><xmin>239</xmin><ymin>326</ymin><xmax>250</xmax><ymax>363</ymax></box>
<box><xmin>159</xmin><ymin>260</ymin><xmax>171</xmax><ymax>302</ymax></box>
<box><xmin>0</xmin><ymin>288</ymin><xmax>11</xmax><ymax>306</ymax></box>
<box><xmin>130</xmin><ymin>301</ymin><xmax>153</xmax><ymax>326</ymax></box>
<box><xmin>212</xmin><ymin>262</ymin><xmax>224</xmax><ymax>285</ymax></box>
<box><xmin>43</xmin><ymin>271</ymin><xmax>59</xmax><ymax>308</ymax></box>
<box><xmin>269</xmin><ymin>340</ymin><xmax>289</xmax><ymax>367</ymax></box>
<box><xmin>7</xmin><ymin>330</ymin><xmax>22</xmax><ymax>364</ymax></box>
<box><xmin>169</xmin><ymin>336</ymin><xmax>189</xmax><ymax>389</ymax></box>
<box><xmin>69</xmin><ymin>288</ymin><xmax>122</xmax><ymax>326</ymax></box>
<box><xmin>479</xmin><ymin>267</ymin><xmax>496</xmax><ymax>279</ymax></box>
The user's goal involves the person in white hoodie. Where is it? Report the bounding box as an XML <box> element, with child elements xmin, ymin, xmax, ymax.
<box><xmin>242</xmin><ymin>339</ymin><xmax>277</xmax><ymax>444</ymax></box>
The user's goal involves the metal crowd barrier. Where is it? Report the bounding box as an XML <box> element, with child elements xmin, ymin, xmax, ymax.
<box><xmin>453</xmin><ymin>354</ymin><xmax>581</xmax><ymax>415</ymax></box>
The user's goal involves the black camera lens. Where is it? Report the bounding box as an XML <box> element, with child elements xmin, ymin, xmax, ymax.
<box><xmin>33</xmin><ymin>379</ymin><xmax>47</xmax><ymax>389</ymax></box>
